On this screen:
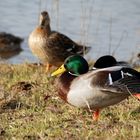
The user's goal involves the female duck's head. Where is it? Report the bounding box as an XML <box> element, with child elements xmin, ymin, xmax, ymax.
<box><xmin>39</xmin><ymin>11</ymin><xmax>50</xmax><ymax>27</ymax></box>
<box><xmin>51</xmin><ymin>55</ymin><xmax>89</xmax><ymax>76</ymax></box>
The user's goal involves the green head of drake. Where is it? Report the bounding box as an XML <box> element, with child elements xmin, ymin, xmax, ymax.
<box><xmin>51</xmin><ymin>55</ymin><xmax>89</xmax><ymax>76</ymax></box>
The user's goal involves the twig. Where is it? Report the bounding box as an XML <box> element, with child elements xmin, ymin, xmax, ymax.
<box><xmin>112</xmin><ymin>30</ymin><xmax>128</xmax><ymax>56</ymax></box>
<box><xmin>109</xmin><ymin>15</ymin><xmax>112</xmax><ymax>55</ymax></box>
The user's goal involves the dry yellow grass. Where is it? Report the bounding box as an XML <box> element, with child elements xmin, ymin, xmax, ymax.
<box><xmin>0</xmin><ymin>63</ymin><xmax>139</xmax><ymax>140</ymax></box>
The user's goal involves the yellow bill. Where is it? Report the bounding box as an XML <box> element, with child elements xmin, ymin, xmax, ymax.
<box><xmin>51</xmin><ymin>64</ymin><xmax>66</xmax><ymax>76</ymax></box>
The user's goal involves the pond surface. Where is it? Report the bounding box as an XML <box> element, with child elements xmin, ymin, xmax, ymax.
<box><xmin>0</xmin><ymin>0</ymin><xmax>140</xmax><ymax>63</ymax></box>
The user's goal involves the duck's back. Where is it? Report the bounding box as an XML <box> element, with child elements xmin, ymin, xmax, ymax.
<box><xmin>67</xmin><ymin>66</ymin><xmax>140</xmax><ymax>109</ymax></box>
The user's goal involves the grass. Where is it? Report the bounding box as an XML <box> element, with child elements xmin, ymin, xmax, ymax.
<box><xmin>0</xmin><ymin>63</ymin><xmax>139</xmax><ymax>140</ymax></box>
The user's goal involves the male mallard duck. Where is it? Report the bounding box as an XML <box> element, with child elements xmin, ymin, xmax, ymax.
<box><xmin>28</xmin><ymin>11</ymin><xmax>91</xmax><ymax>72</ymax></box>
<box><xmin>0</xmin><ymin>32</ymin><xmax>23</xmax><ymax>59</ymax></box>
<box><xmin>51</xmin><ymin>55</ymin><xmax>140</xmax><ymax>120</ymax></box>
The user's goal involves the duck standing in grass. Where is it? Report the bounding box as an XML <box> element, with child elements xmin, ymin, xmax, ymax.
<box><xmin>51</xmin><ymin>55</ymin><xmax>140</xmax><ymax>120</ymax></box>
<box><xmin>0</xmin><ymin>32</ymin><xmax>23</xmax><ymax>59</ymax></box>
<box><xmin>28</xmin><ymin>11</ymin><xmax>91</xmax><ymax>72</ymax></box>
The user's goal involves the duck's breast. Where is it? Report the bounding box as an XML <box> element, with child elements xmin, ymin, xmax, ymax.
<box><xmin>28</xmin><ymin>28</ymin><xmax>48</xmax><ymax>61</ymax></box>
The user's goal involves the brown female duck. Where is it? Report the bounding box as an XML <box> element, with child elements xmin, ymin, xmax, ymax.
<box><xmin>0</xmin><ymin>32</ymin><xmax>23</xmax><ymax>59</ymax></box>
<box><xmin>28</xmin><ymin>11</ymin><xmax>91</xmax><ymax>72</ymax></box>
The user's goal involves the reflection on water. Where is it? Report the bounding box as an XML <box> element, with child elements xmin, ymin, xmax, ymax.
<box><xmin>0</xmin><ymin>0</ymin><xmax>140</xmax><ymax>63</ymax></box>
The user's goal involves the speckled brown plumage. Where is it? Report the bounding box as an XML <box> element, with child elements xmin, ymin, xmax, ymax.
<box><xmin>0</xmin><ymin>32</ymin><xmax>23</xmax><ymax>59</ymax></box>
<box><xmin>0</xmin><ymin>32</ymin><xmax>23</xmax><ymax>45</ymax></box>
<box><xmin>28</xmin><ymin>11</ymin><xmax>91</xmax><ymax>70</ymax></box>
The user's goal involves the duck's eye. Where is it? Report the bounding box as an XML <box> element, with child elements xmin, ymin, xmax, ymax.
<box><xmin>66</xmin><ymin>60</ymin><xmax>70</xmax><ymax>63</ymax></box>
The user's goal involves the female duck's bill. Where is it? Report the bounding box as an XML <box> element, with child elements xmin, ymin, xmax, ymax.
<box><xmin>52</xmin><ymin>55</ymin><xmax>140</xmax><ymax>121</ymax></box>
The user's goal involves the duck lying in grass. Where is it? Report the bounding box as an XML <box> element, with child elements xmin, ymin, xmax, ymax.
<box><xmin>51</xmin><ymin>55</ymin><xmax>140</xmax><ymax>120</ymax></box>
<box><xmin>93</xmin><ymin>55</ymin><xmax>130</xmax><ymax>69</ymax></box>
<box><xmin>93</xmin><ymin>55</ymin><xmax>140</xmax><ymax>100</ymax></box>
<box><xmin>28</xmin><ymin>11</ymin><xmax>91</xmax><ymax>72</ymax></box>
<box><xmin>0</xmin><ymin>32</ymin><xmax>23</xmax><ymax>59</ymax></box>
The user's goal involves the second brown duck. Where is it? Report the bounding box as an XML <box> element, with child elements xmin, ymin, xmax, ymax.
<box><xmin>0</xmin><ymin>32</ymin><xmax>23</xmax><ymax>59</ymax></box>
<box><xmin>28</xmin><ymin>11</ymin><xmax>91</xmax><ymax>72</ymax></box>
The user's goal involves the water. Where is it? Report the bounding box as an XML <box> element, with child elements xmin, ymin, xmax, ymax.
<box><xmin>0</xmin><ymin>0</ymin><xmax>140</xmax><ymax>63</ymax></box>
